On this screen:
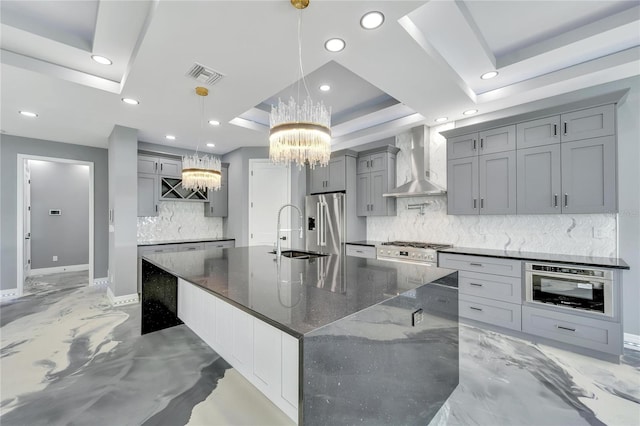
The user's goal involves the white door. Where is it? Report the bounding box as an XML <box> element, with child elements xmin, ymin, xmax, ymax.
<box><xmin>23</xmin><ymin>160</ymin><xmax>32</xmax><ymax>277</ymax></box>
<box><xmin>248</xmin><ymin>160</ymin><xmax>290</xmax><ymax>248</ymax></box>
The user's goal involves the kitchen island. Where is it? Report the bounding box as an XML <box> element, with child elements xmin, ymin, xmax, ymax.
<box><xmin>141</xmin><ymin>246</ymin><xmax>459</xmax><ymax>425</ymax></box>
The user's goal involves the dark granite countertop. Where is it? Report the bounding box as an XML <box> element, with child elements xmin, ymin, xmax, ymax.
<box><xmin>346</xmin><ymin>240</ymin><xmax>384</xmax><ymax>247</ymax></box>
<box><xmin>138</xmin><ymin>237</ymin><xmax>235</xmax><ymax>247</ymax></box>
<box><xmin>143</xmin><ymin>246</ymin><xmax>457</xmax><ymax>337</ymax></box>
<box><xmin>438</xmin><ymin>247</ymin><xmax>629</xmax><ymax>270</ymax></box>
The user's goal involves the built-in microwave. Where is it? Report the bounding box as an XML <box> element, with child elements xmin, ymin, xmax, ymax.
<box><xmin>525</xmin><ymin>263</ymin><xmax>613</xmax><ymax>317</ymax></box>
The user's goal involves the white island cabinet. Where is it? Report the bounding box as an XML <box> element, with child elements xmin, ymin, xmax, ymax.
<box><xmin>177</xmin><ymin>278</ymin><xmax>299</xmax><ymax>422</ymax></box>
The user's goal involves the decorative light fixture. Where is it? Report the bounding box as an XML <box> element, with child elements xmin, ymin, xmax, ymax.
<box><xmin>269</xmin><ymin>0</ymin><xmax>332</xmax><ymax>169</ymax></box>
<box><xmin>182</xmin><ymin>87</ymin><xmax>222</xmax><ymax>191</ymax></box>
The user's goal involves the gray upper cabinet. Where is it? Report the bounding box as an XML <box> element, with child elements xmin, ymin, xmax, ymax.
<box><xmin>478</xmin><ymin>151</ymin><xmax>517</xmax><ymax>214</ymax></box>
<box><xmin>138</xmin><ymin>155</ymin><xmax>158</xmax><ymax>174</ymax></box>
<box><xmin>447</xmin><ymin>157</ymin><xmax>479</xmax><ymax>215</ymax></box>
<box><xmin>138</xmin><ymin>173</ymin><xmax>158</xmax><ymax>217</ymax></box>
<box><xmin>561</xmin><ymin>104</ymin><xmax>615</xmax><ymax>143</ymax></box>
<box><xmin>138</xmin><ymin>154</ymin><xmax>182</xmax><ymax>178</ymax></box>
<box><xmin>561</xmin><ymin>136</ymin><xmax>617</xmax><ymax>214</ymax></box>
<box><xmin>205</xmin><ymin>164</ymin><xmax>229</xmax><ymax>217</ymax></box>
<box><xmin>517</xmin><ymin>144</ymin><xmax>561</xmax><ymax>214</ymax></box>
<box><xmin>356</xmin><ymin>147</ymin><xmax>398</xmax><ymax>217</ymax></box>
<box><xmin>447</xmin><ymin>132</ymin><xmax>478</xmax><ymax>160</ymax></box>
<box><xmin>516</xmin><ymin>116</ymin><xmax>560</xmax><ymax>149</ymax></box>
<box><xmin>478</xmin><ymin>125</ymin><xmax>516</xmax><ymax>155</ymax></box>
<box><xmin>309</xmin><ymin>156</ymin><xmax>347</xmax><ymax>194</ymax></box>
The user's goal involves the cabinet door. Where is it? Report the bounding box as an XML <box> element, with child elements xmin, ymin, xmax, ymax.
<box><xmin>516</xmin><ymin>116</ymin><xmax>560</xmax><ymax>149</ymax></box>
<box><xmin>137</xmin><ymin>173</ymin><xmax>158</xmax><ymax>217</ymax></box>
<box><xmin>159</xmin><ymin>158</ymin><xmax>182</xmax><ymax>178</ymax></box>
<box><xmin>447</xmin><ymin>133</ymin><xmax>478</xmax><ymax>160</ymax></box>
<box><xmin>138</xmin><ymin>155</ymin><xmax>157</xmax><ymax>174</ymax></box>
<box><xmin>517</xmin><ymin>144</ymin><xmax>561</xmax><ymax>214</ymax></box>
<box><xmin>369</xmin><ymin>170</ymin><xmax>388</xmax><ymax>216</ymax></box>
<box><xmin>309</xmin><ymin>165</ymin><xmax>327</xmax><ymax>194</ymax></box>
<box><xmin>561</xmin><ymin>104</ymin><xmax>615</xmax><ymax>142</ymax></box>
<box><xmin>357</xmin><ymin>155</ymin><xmax>371</xmax><ymax>174</ymax></box>
<box><xmin>368</xmin><ymin>152</ymin><xmax>386</xmax><ymax>173</ymax></box>
<box><xmin>479</xmin><ymin>151</ymin><xmax>516</xmax><ymax>214</ymax></box>
<box><xmin>561</xmin><ymin>136</ymin><xmax>616</xmax><ymax>214</ymax></box>
<box><xmin>356</xmin><ymin>173</ymin><xmax>370</xmax><ymax>216</ymax></box>
<box><xmin>327</xmin><ymin>156</ymin><xmax>346</xmax><ymax>191</ymax></box>
<box><xmin>205</xmin><ymin>166</ymin><xmax>228</xmax><ymax>217</ymax></box>
<box><xmin>447</xmin><ymin>157</ymin><xmax>479</xmax><ymax>215</ymax></box>
<box><xmin>479</xmin><ymin>125</ymin><xmax>516</xmax><ymax>155</ymax></box>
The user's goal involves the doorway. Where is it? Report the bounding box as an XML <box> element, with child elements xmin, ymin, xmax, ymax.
<box><xmin>248</xmin><ymin>160</ymin><xmax>291</xmax><ymax>248</ymax></box>
<box><xmin>16</xmin><ymin>155</ymin><xmax>94</xmax><ymax>297</ymax></box>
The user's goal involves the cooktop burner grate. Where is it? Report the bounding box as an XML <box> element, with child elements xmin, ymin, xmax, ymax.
<box><xmin>380</xmin><ymin>241</ymin><xmax>451</xmax><ymax>250</ymax></box>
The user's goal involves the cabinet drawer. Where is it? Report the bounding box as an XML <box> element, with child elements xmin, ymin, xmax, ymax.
<box><xmin>138</xmin><ymin>245</ymin><xmax>178</xmax><ymax>256</ymax></box>
<box><xmin>205</xmin><ymin>240</ymin><xmax>235</xmax><ymax>249</ymax></box>
<box><xmin>438</xmin><ymin>253</ymin><xmax>522</xmax><ymax>278</ymax></box>
<box><xmin>346</xmin><ymin>244</ymin><xmax>376</xmax><ymax>259</ymax></box>
<box><xmin>522</xmin><ymin>306</ymin><xmax>622</xmax><ymax>355</ymax></box>
<box><xmin>177</xmin><ymin>243</ymin><xmax>205</xmax><ymax>252</ymax></box>
<box><xmin>459</xmin><ymin>271</ymin><xmax>521</xmax><ymax>304</ymax></box>
<box><xmin>459</xmin><ymin>295</ymin><xmax>521</xmax><ymax>331</ymax></box>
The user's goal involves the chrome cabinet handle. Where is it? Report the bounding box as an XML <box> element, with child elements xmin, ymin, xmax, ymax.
<box><xmin>160</xmin><ymin>163</ymin><xmax>163</xmax><ymax>171</ymax></box>
<box><xmin>469</xmin><ymin>306</ymin><xmax>483</xmax><ymax>311</ymax></box>
<box><xmin>564</xmin><ymin>193</ymin><xmax>568</xmax><ymax>207</ymax></box>
<box><xmin>473</xmin><ymin>139</ymin><xmax>477</xmax><ymax>150</ymax></box>
<box><xmin>473</xmin><ymin>199</ymin><xmax>477</xmax><ymax>209</ymax></box>
<box><xmin>469</xmin><ymin>283</ymin><xmax>483</xmax><ymax>287</ymax></box>
<box><xmin>470</xmin><ymin>263</ymin><xmax>483</xmax><ymax>267</ymax></box>
<box><xmin>155</xmin><ymin>205</ymin><xmax>158</xmax><ymax>212</ymax></box>
<box><xmin>480</xmin><ymin>198</ymin><xmax>484</xmax><ymax>209</ymax></box>
<box><xmin>553</xmin><ymin>124</ymin><xmax>557</xmax><ymax>136</ymax></box>
<box><xmin>554</xmin><ymin>194</ymin><xmax>558</xmax><ymax>208</ymax></box>
<box><xmin>480</xmin><ymin>138</ymin><xmax>484</xmax><ymax>149</ymax></box>
<box><xmin>155</xmin><ymin>162</ymin><xmax>158</xmax><ymax>171</ymax></box>
<box><xmin>563</xmin><ymin>122</ymin><xmax>568</xmax><ymax>135</ymax></box>
<box><xmin>556</xmin><ymin>325</ymin><xmax>576</xmax><ymax>332</ymax></box>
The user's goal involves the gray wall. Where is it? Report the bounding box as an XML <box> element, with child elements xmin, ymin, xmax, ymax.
<box><xmin>30</xmin><ymin>160</ymin><xmax>90</xmax><ymax>269</ymax></box>
<box><xmin>0</xmin><ymin>134</ymin><xmax>109</xmax><ymax>290</ymax></box>
<box><xmin>108</xmin><ymin>126</ymin><xmax>138</xmax><ymax>297</ymax></box>
<box><xmin>455</xmin><ymin>76</ymin><xmax>640</xmax><ymax>336</ymax></box>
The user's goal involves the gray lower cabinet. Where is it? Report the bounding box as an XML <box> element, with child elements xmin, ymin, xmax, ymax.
<box><xmin>561</xmin><ymin>136</ymin><xmax>617</xmax><ymax>214</ymax></box>
<box><xmin>177</xmin><ymin>243</ymin><xmax>205</xmax><ymax>252</ymax></box>
<box><xmin>522</xmin><ymin>305</ymin><xmax>622</xmax><ymax>355</ymax></box>
<box><xmin>205</xmin><ymin>164</ymin><xmax>228</xmax><ymax>217</ymax></box>
<box><xmin>447</xmin><ymin>151</ymin><xmax>516</xmax><ymax>215</ymax></box>
<box><xmin>204</xmin><ymin>240</ymin><xmax>235</xmax><ymax>249</ymax></box>
<box><xmin>517</xmin><ymin>144</ymin><xmax>562</xmax><ymax>214</ymax></box>
<box><xmin>137</xmin><ymin>173</ymin><xmax>158</xmax><ymax>217</ymax></box>
<box><xmin>459</xmin><ymin>295</ymin><xmax>522</xmax><ymax>331</ymax></box>
<box><xmin>345</xmin><ymin>244</ymin><xmax>376</xmax><ymax>259</ymax></box>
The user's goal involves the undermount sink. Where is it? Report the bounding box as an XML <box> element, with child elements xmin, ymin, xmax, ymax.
<box><xmin>270</xmin><ymin>250</ymin><xmax>328</xmax><ymax>260</ymax></box>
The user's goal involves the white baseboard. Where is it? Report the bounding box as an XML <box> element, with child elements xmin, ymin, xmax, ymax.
<box><xmin>107</xmin><ymin>286</ymin><xmax>139</xmax><ymax>306</ymax></box>
<box><xmin>0</xmin><ymin>289</ymin><xmax>20</xmax><ymax>300</ymax></box>
<box><xmin>92</xmin><ymin>277</ymin><xmax>109</xmax><ymax>286</ymax></box>
<box><xmin>29</xmin><ymin>264</ymin><xmax>89</xmax><ymax>276</ymax></box>
<box><xmin>624</xmin><ymin>333</ymin><xmax>640</xmax><ymax>352</ymax></box>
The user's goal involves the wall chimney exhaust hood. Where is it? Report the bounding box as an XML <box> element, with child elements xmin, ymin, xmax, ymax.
<box><xmin>383</xmin><ymin>125</ymin><xmax>447</xmax><ymax>198</ymax></box>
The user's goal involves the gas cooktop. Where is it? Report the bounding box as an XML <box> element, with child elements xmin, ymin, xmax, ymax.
<box><xmin>376</xmin><ymin>241</ymin><xmax>452</xmax><ymax>264</ymax></box>
<box><xmin>380</xmin><ymin>241</ymin><xmax>452</xmax><ymax>250</ymax></box>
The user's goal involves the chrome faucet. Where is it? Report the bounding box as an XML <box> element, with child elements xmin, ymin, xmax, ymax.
<box><xmin>276</xmin><ymin>204</ymin><xmax>304</xmax><ymax>257</ymax></box>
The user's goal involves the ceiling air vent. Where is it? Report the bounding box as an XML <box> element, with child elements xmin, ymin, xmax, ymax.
<box><xmin>186</xmin><ymin>63</ymin><xmax>225</xmax><ymax>86</ymax></box>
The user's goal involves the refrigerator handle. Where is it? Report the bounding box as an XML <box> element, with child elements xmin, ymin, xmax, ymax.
<box><xmin>321</xmin><ymin>202</ymin><xmax>326</xmax><ymax>246</ymax></box>
<box><xmin>316</xmin><ymin>202</ymin><xmax>321</xmax><ymax>247</ymax></box>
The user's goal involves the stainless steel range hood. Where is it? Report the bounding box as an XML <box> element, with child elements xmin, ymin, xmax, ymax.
<box><xmin>383</xmin><ymin>125</ymin><xmax>447</xmax><ymax>198</ymax></box>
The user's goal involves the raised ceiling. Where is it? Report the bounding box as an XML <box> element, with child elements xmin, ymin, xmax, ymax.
<box><xmin>1</xmin><ymin>1</ymin><xmax>638</xmax><ymax>155</ymax></box>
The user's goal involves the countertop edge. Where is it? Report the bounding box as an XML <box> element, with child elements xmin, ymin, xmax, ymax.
<box><xmin>138</xmin><ymin>238</ymin><xmax>235</xmax><ymax>247</ymax></box>
<box><xmin>437</xmin><ymin>248</ymin><xmax>630</xmax><ymax>270</ymax></box>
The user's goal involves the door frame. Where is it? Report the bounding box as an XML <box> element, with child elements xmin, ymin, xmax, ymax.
<box><xmin>247</xmin><ymin>159</ymin><xmax>291</xmax><ymax>247</ymax></box>
<box><xmin>16</xmin><ymin>154</ymin><xmax>95</xmax><ymax>296</ymax></box>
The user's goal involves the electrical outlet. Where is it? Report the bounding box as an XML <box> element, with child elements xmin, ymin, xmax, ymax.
<box><xmin>411</xmin><ymin>309</ymin><xmax>423</xmax><ymax>326</ymax></box>
<box><xmin>52</xmin><ymin>256</ymin><xmax>58</xmax><ymax>262</ymax></box>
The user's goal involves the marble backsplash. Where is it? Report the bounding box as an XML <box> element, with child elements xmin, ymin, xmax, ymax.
<box><xmin>367</xmin><ymin>124</ymin><xmax>618</xmax><ymax>258</ymax></box>
<box><xmin>137</xmin><ymin>201</ymin><xmax>223</xmax><ymax>243</ymax></box>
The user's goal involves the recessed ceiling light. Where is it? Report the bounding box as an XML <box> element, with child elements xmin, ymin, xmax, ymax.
<box><xmin>19</xmin><ymin>110</ymin><xmax>38</xmax><ymax>118</ymax></box>
<box><xmin>91</xmin><ymin>55</ymin><xmax>112</xmax><ymax>65</ymax></box>
<box><xmin>208</xmin><ymin>120</ymin><xmax>220</xmax><ymax>126</ymax></box>
<box><xmin>122</xmin><ymin>98</ymin><xmax>139</xmax><ymax>105</ymax></box>
<box><xmin>480</xmin><ymin>71</ymin><xmax>498</xmax><ymax>80</ymax></box>
<box><xmin>463</xmin><ymin>109</ymin><xmax>478</xmax><ymax>115</ymax></box>
<box><xmin>165</xmin><ymin>135</ymin><xmax>176</xmax><ymax>140</ymax></box>
<box><xmin>324</xmin><ymin>38</ymin><xmax>346</xmax><ymax>52</ymax></box>
<box><xmin>360</xmin><ymin>11</ymin><xmax>385</xmax><ymax>30</ymax></box>
<box><xmin>435</xmin><ymin>117</ymin><xmax>448</xmax><ymax>123</ymax></box>
<box><xmin>319</xmin><ymin>84</ymin><xmax>331</xmax><ymax>92</ymax></box>
<box><xmin>206</xmin><ymin>143</ymin><xmax>215</xmax><ymax>147</ymax></box>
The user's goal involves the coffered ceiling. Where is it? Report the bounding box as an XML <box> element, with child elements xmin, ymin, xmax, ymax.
<box><xmin>1</xmin><ymin>1</ymin><xmax>638</xmax><ymax>155</ymax></box>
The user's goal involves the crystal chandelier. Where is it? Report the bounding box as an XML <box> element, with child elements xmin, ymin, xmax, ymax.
<box><xmin>182</xmin><ymin>87</ymin><xmax>222</xmax><ymax>191</ymax></box>
<box><xmin>269</xmin><ymin>0</ymin><xmax>332</xmax><ymax>169</ymax></box>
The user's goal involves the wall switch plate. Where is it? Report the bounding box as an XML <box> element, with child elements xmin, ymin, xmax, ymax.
<box><xmin>411</xmin><ymin>308</ymin><xmax>423</xmax><ymax>326</ymax></box>
<box><xmin>52</xmin><ymin>256</ymin><xmax>58</xmax><ymax>262</ymax></box>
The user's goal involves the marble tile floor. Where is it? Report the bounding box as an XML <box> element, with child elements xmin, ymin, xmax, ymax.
<box><xmin>1</xmin><ymin>272</ymin><xmax>638</xmax><ymax>426</ymax></box>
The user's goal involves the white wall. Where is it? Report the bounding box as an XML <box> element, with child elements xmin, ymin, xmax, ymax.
<box><xmin>367</xmin><ymin>76</ymin><xmax>639</xmax><ymax>335</ymax></box>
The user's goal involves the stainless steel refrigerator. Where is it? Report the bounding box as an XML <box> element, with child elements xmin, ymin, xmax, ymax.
<box><xmin>306</xmin><ymin>192</ymin><xmax>345</xmax><ymax>255</ymax></box>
